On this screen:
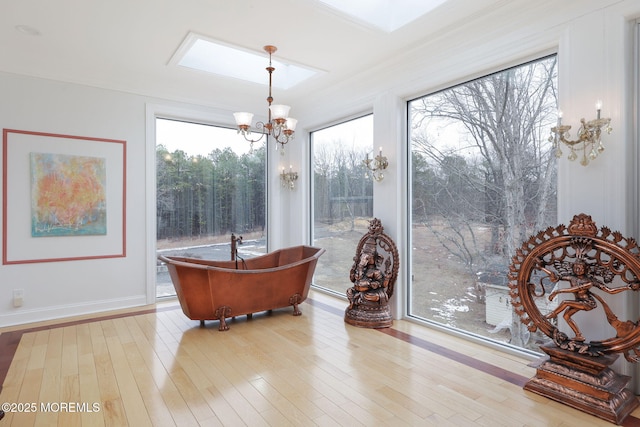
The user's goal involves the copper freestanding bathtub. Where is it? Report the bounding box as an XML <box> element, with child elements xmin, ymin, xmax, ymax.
<box><xmin>158</xmin><ymin>245</ymin><xmax>325</xmax><ymax>331</ymax></box>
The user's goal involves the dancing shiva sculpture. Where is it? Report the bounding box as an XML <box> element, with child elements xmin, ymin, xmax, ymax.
<box><xmin>345</xmin><ymin>218</ymin><xmax>399</xmax><ymax>328</ymax></box>
<box><xmin>509</xmin><ymin>213</ymin><xmax>640</xmax><ymax>424</ymax></box>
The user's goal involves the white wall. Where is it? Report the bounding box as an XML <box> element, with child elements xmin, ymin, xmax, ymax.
<box><xmin>0</xmin><ymin>73</ymin><xmax>150</xmax><ymax>325</ymax></box>
<box><xmin>554</xmin><ymin>1</ymin><xmax>640</xmax><ymax>381</ymax></box>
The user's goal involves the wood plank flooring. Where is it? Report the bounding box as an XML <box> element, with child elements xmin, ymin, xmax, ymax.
<box><xmin>0</xmin><ymin>291</ymin><xmax>639</xmax><ymax>426</ymax></box>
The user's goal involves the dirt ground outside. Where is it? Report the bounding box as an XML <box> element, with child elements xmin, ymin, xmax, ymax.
<box><xmin>312</xmin><ymin>217</ymin><xmax>548</xmax><ymax>352</ymax></box>
<box><xmin>313</xmin><ymin>219</ymin><xmax>498</xmax><ymax>332</ymax></box>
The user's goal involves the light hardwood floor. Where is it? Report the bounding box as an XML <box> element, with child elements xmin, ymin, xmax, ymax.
<box><xmin>0</xmin><ymin>291</ymin><xmax>639</xmax><ymax>426</ymax></box>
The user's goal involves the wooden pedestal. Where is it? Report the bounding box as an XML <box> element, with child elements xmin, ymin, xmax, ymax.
<box><xmin>344</xmin><ymin>304</ymin><xmax>392</xmax><ymax>328</ymax></box>
<box><xmin>525</xmin><ymin>345</ymin><xmax>639</xmax><ymax>425</ymax></box>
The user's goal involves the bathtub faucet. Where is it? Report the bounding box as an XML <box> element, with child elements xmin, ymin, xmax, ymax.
<box><xmin>231</xmin><ymin>233</ymin><xmax>243</xmax><ymax>262</ymax></box>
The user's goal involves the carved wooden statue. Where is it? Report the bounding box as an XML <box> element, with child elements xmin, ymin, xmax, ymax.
<box><xmin>345</xmin><ymin>218</ymin><xmax>399</xmax><ymax>328</ymax></box>
<box><xmin>509</xmin><ymin>213</ymin><xmax>640</xmax><ymax>424</ymax></box>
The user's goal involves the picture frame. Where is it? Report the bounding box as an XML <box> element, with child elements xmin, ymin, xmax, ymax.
<box><xmin>2</xmin><ymin>129</ymin><xmax>126</xmax><ymax>264</ymax></box>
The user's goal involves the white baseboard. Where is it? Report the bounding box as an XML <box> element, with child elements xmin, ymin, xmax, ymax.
<box><xmin>0</xmin><ymin>295</ymin><xmax>148</xmax><ymax>328</ymax></box>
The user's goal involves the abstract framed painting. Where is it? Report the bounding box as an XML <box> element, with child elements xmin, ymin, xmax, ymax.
<box><xmin>2</xmin><ymin>129</ymin><xmax>126</xmax><ymax>264</ymax></box>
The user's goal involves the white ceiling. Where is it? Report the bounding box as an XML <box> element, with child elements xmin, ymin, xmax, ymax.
<box><xmin>316</xmin><ymin>0</ymin><xmax>449</xmax><ymax>32</ymax></box>
<box><xmin>0</xmin><ymin>0</ymin><xmax>616</xmax><ymax>128</ymax></box>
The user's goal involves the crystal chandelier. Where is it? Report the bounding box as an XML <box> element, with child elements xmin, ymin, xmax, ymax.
<box><xmin>233</xmin><ymin>45</ymin><xmax>297</xmax><ymax>153</ymax></box>
<box><xmin>549</xmin><ymin>101</ymin><xmax>612</xmax><ymax>166</ymax></box>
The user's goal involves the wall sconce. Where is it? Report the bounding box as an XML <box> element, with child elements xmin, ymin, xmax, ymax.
<box><xmin>280</xmin><ymin>165</ymin><xmax>298</xmax><ymax>190</ymax></box>
<box><xmin>363</xmin><ymin>147</ymin><xmax>388</xmax><ymax>182</ymax></box>
<box><xmin>549</xmin><ymin>101</ymin><xmax>612</xmax><ymax>166</ymax></box>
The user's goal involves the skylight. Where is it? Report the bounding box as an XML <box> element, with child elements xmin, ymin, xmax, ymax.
<box><xmin>317</xmin><ymin>0</ymin><xmax>448</xmax><ymax>32</ymax></box>
<box><xmin>173</xmin><ymin>33</ymin><xmax>318</xmax><ymax>90</ymax></box>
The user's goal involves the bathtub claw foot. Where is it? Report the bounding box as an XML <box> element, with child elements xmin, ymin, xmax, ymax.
<box><xmin>200</xmin><ymin>320</ymin><xmax>205</xmax><ymax>327</ymax></box>
<box><xmin>215</xmin><ymin>306</ymin><xmax>232</xmax><ymax>331</ymax></box>
<box><xmin>290</xmin><ymin>294</ymin><xmax>303</xmax><ymax>316</ymax></box>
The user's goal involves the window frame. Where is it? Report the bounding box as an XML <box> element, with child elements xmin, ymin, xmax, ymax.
<box><xmin>146</xmin><ymin>104</ymin><xmax>269</xmax><ymax>302</ymax></box>
<box><xmin>405</xmin><ymin>54</ymin><xmax>559</xmax><ymax>356</ymax></box>
<box><xmin>309</xmin><ymin>113</ymin><xmax>375</xmax><ymax>296</ymax></box>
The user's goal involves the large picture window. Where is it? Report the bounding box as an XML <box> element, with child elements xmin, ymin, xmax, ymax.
<box><xmin>311</xmin><ymin>115</ymin><xmax>374</xmax><ymax>295</ymax></box>
<box><xmin>408</xmin><ymin>56</ymin><xmax>558</xmax><ymax>352</ymax></box>
<box><xmin>155</xmin><ymin>118</ymin><xmax>267</xmax><ymax>298</ymax></box>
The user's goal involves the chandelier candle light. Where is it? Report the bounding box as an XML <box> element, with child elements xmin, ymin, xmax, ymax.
<box><xmin>363</xmin><ymin>147</ymin><xmax>388</xmax><ymax>181</ymax></box>
<box><xmin>549</xmin><ymin>101</ymin><xmax>612</xmax><ymax>166</ymax></box>
<box><xmin>280</xmin><ymin>165</ymin><xmax>298</xmax><ymax>190</ymax></box>
<box><xmin>233</xmin><ymin>45</ymin><xmax>297</xmax><ymax>153</ymax></box>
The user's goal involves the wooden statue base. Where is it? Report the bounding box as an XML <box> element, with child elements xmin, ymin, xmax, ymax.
<box><xmin>344</xmin><ymin>304</ymin><xmax>392</xmax><ymax>328</ymax></box>
<box><xmin>524</xmin><ymin>345</ymin><xmax>638</xmax><ymax>425</ymax></box>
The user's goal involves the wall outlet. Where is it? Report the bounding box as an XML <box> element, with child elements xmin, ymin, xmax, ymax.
<box><xmin>13</xmin><ymin>289</ymin><xmax>24</xmax><ymax>307</ymax></box>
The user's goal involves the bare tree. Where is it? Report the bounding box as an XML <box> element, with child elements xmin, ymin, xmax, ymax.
<box><xmin>411</xmin><ymin>56</ymin><xmax>557</xmax><ymax>258</ymax></box>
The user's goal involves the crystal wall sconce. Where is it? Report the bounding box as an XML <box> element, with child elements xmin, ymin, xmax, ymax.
<box><xmin>280</xmin><ymin>165</ymin><xmax>298</xmax><ymax>190</ymax></box>
<box><xmin>363</xmin><ymin>147</ymin><xmax>388</xmax><ymax>182</ymax></box>
<box><xmin>549</xmin><ymin>101</ymin><xmax>612</xmax><ymax>166</ymax></box>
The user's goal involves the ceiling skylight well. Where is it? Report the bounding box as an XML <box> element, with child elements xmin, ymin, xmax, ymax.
<box><xmin>173</xmin><ymin>34</ymin><xmax>318</xmax><ymax>90</ymax></box>
<box><xmin>317</xmin><ymin>0</ymin><xmax>448</xmax><ymax>32</ymax></box>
